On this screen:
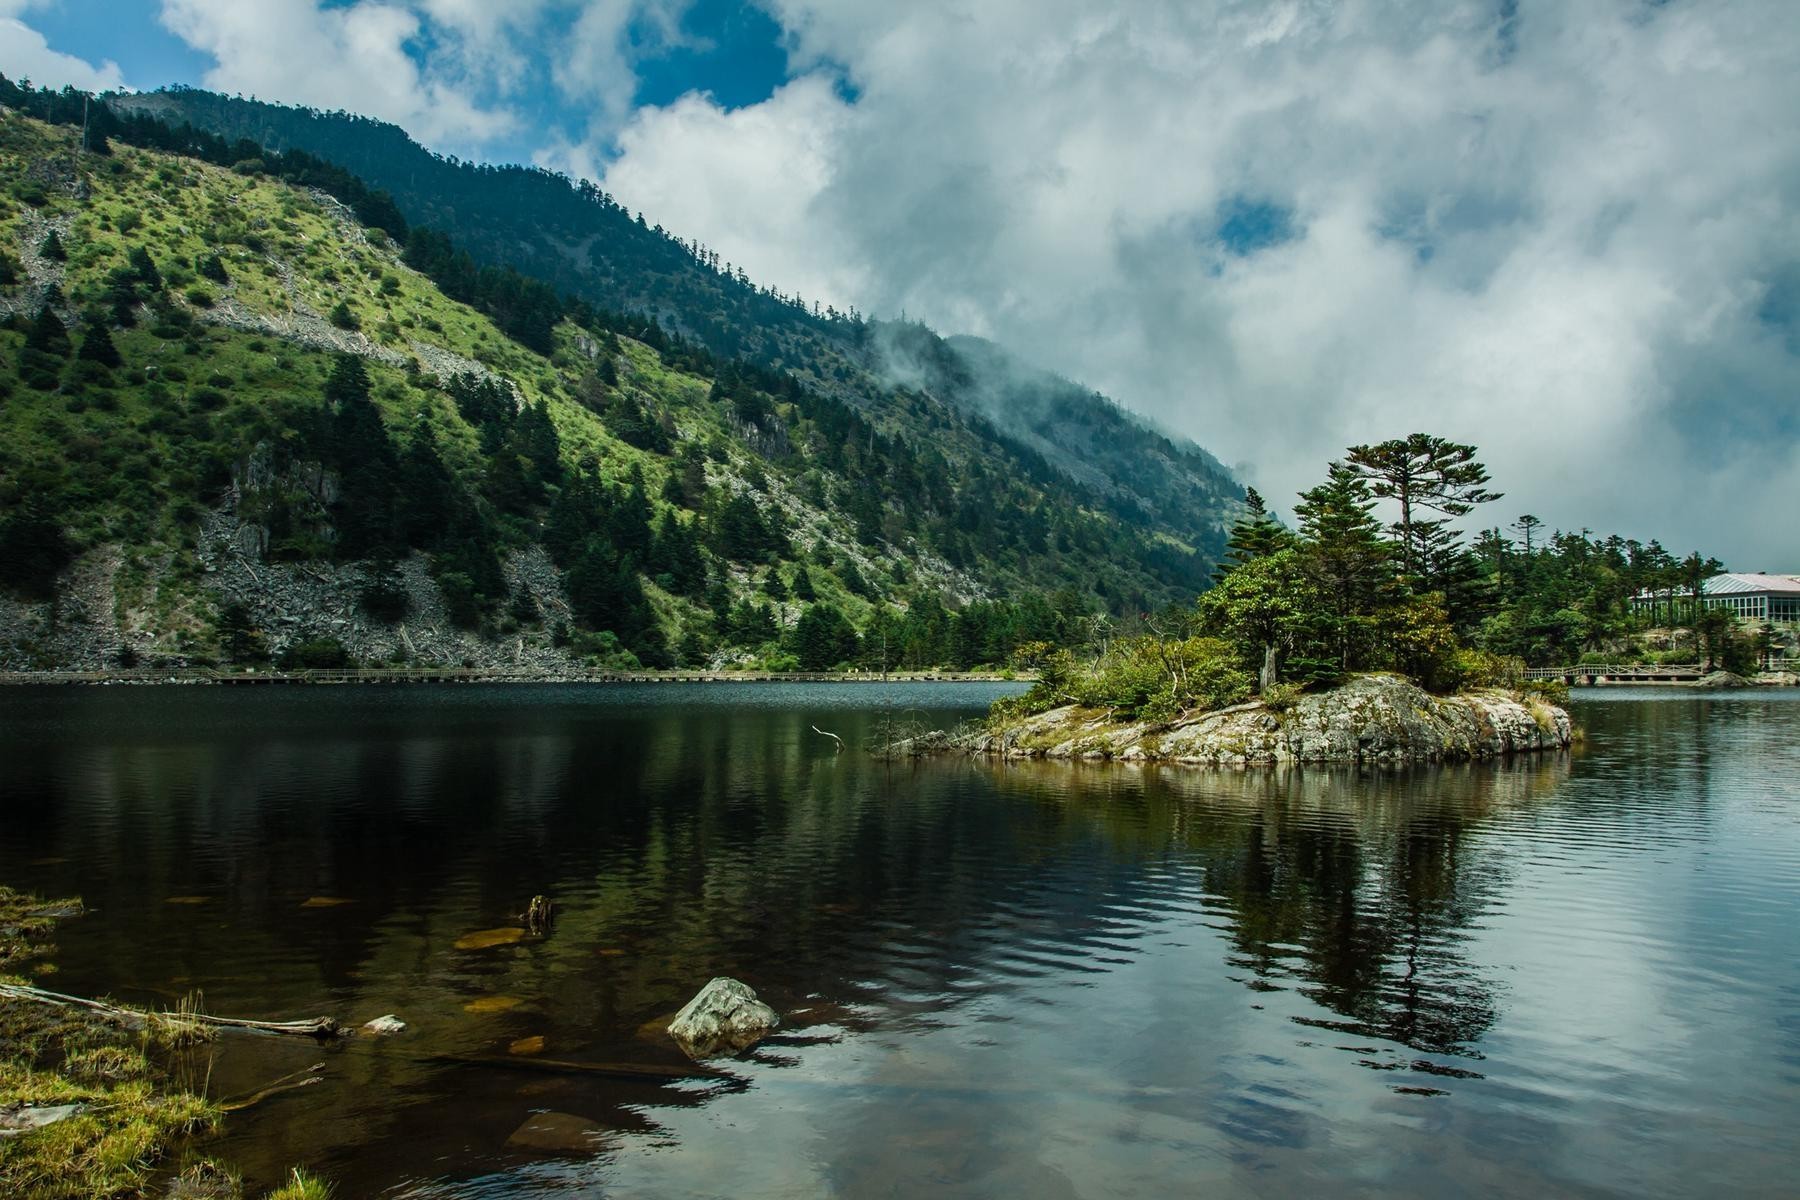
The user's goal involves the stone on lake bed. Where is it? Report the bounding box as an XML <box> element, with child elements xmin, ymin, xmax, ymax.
<box><xmin>506</xmin><ymin>1111</ymin><xmax>610</xmax><ymax>1154</ymax></box>
<box><xmin>464</xmin><ymin>995</ymin><xmax>523</xmax><ymax>1014</ymax></box>
<box><xmin>508</xmin><ymin>1035</ymin><xmax>546</xmax><ymax>1056</ymax></box>
<box><xmin>454</xmin><ymin>927</ymin><xmax>526</xmax><ymax>950</ymax></box>
<box><xmin>300</xmin><ymin>896</ymin><xmax>355</xmax><ymax>908</ymax></box>
<box><xmin>361</xmin><ymin>1014</ymin><xmax>407</xmax><ymax>1036</ymax></box>
<box><xmin>667</xmin><ymin>976</ymin><xmax>779</xmax><ymax>1059</ymax></box>
<box><xmin>164</xmin><ymin>896</ymin><xmax>211</xmax><ymax>905</ymax></box>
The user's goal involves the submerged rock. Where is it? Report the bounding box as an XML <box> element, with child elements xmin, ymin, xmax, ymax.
<box><xmin>0</xmin><ymin>1103</ymin><xmax>84</xmax><ymax>1136</ymax></box>
<box><xmin>966</xmin><ymin>673</ymin><xmax>1572</xmax><ymax>767</ymax></box>
<box><xmin>667</xmin><ymin>977</ymin><xmax>779</xmax><ymax>1059</ymax></box>
<box><xmin>506</xmin><ymin>1111</ymin><xmax>609</xmax><ymax>1154</ymax></box>
<box><xmin>454</xmin><ymin>927</ymin><xmax>526</xmax><ymax>951</ymax></box>
<box><xmin>360</xmin><ymin>1014</ymin><xmax>407</xmax><ymax>1036</ymax></box>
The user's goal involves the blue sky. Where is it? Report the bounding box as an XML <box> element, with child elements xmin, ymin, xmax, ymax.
<box><xmin>3</xmin><ymin>1</ymin><xmax>1798</xmax><ymax>565</ymax></box>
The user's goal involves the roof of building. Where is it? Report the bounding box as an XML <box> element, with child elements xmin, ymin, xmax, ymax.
<box><xmin>1705</xmin><ymin>573</ymin><xmax>1800</xmax><ymax>597</ymax></box>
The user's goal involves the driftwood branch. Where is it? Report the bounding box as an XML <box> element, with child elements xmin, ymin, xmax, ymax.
<box><xmin>811</xmin><ymin>725</ymin><xmax>845</xmax><ymax>753</ymax></box>
<box><xmin>220</xmin><ymin>1064</ymin><xmax>326</xmax><ymax>1112</ymax></box>
<box><xmin>0</xmin><ymin>983</ymin><xmax>342</xmax><ymax>1039</ymax></box>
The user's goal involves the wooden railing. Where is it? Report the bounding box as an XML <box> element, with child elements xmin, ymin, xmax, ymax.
<box><xmin>1524</xmin><ymin>664</ymin><xmax>1707</xmax><ymax>683</ymax></box>
<box><xmin>0</xmin><ymin>667</ymin><xmax>1027</xmax><ymax>687</ymax></box>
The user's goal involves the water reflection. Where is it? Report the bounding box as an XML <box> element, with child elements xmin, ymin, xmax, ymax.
<box><xmin>0</xmin><ymin>686</ymin><xmax>1796</xmax><ymax>1198</ymax></box>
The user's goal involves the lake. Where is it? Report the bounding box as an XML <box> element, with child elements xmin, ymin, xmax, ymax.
<box><xmin>2</xmin><ymin>683</ymin><xmax>1797</xmax><ymax>1198</ymax></box>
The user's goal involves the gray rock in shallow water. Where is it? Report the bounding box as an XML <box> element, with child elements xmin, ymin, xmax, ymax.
<box><xmin>360</xmin><ymin>1014</ymin><xmax>407</xmax><ymax>1036</ymax></box>
<box><xmin>506</xmin><ymin>1111</ymin><xmax>610</xmax><ymax>1154</ymax></box>
<box><xmin>668</xmin><ymin>976</ymin><xmax>779</xmax><ymax>1059</ymax></box>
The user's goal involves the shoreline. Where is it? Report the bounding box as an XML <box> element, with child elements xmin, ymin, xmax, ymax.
<box><xmin>0</xmin><ymin>667</ymin><xmax>1031</xmax><ymax>687</ymax></box>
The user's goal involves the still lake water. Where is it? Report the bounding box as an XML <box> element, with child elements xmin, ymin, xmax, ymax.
<box><xmin>2</xmin><ymin>683</ymin><xmax>1798</xmax><ymax>1198</ymax></box>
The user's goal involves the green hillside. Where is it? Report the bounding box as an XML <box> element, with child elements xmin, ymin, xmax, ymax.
<box><xmin>108</xmin><ymin>86</ymin><xmax>1246</xmax><ymax>554</ymax></box>
<box><xmin>0</xmin><ymin>98</ymin><xmax>1227</xmax><ymax>672</ymax></box>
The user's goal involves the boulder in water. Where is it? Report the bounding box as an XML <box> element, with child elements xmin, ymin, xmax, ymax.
<box><xmin>667</xmin><ymin>976</ymin><xmax>778</xmax><ymax>1059</ymax></box>
<box><xmin>506</xmin><ymin>1111</ymin><xmax>609</xmax><ymax>1154</ymax></box>
<box><xmin>1696</xmin><ymin>670</ymin><xmax>1753</xmax><ymax>689</ymax></box>
<box><xmin>360</xmin><ymin>1014</ymin><xmax>406</xmax><ymax>1036</ymax></box>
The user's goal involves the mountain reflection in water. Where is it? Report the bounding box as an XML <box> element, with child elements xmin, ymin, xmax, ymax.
<box><xmin>1</xmin><ymin>683</ymin><xmax>1795</xmax><ymax>1199</ymax></box>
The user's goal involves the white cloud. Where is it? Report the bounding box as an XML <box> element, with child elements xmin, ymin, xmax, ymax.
<box><xmin>596</xmin><ymin>0</ymin><xmax>1800</xmax><ymax>564</ymax></box>
<box><xmin>0</xmin><ymin>15</ymin><xmax>127</xmax><ymax>92</ymax></box>
<box><xmin>600</xmin><ymin>74</ymin><xmax>863</xmax><ymax>307</ymax></box>
<box><xmin>157</xmin><ymin>0</ymin><xmax>518</xmax><ymax>150</ymax></box>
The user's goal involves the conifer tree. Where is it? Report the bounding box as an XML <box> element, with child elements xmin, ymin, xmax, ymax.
<box><xmin>75</xmin><ymin>319</ymin><xmax>121</xmax><ymax>368</ymax></box>
<box><xmin>39</xmin><ymin>230</ymin><xmax>65</xmax><ymax>262</ymax></box>
<box><xmin>1295</xmin><ymin>462</ymin><xmax>1392</xmax><ymax>673</ymax></box>
<box><xmin>1344</xmin><ymin>434</ymin><xmax>1500</xmax><ymax>578</ymax></box>
<box><xmin>1216</xmin><ymin>486</ymin><xmax>1293</xmax><ymax>581</ymax></box>
<box><xmin>26</xmin><ymin>308</ymin><xmax>69</xmax><ymax>354</ymax></box>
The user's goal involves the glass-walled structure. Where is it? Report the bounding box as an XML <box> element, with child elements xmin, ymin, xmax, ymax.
<box><xmin>1632</xmin><ymin>573</ymin><xmax>1800</xmax><ymax>627</ymax></box>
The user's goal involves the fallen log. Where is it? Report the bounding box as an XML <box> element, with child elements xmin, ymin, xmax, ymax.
<box><xmin>421</xmin><ymin>1051</ymin><xmax>730</xmax><ymax>1084</ymax></box>
<box><xmin>0</xmin><ymin>982</ymin><xmax>343</xmax><ymax>1039</ymax></box>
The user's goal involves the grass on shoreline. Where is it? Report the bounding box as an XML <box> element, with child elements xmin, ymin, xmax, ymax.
<box><xmin>0</xmin><ymin>887</ymin><xmax>333</xmax><ymax>1200</ymax></box>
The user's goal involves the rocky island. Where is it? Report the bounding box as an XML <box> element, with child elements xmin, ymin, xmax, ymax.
<box><xmin>928</xmin><ymin>673</ymin><xmax>1572</xmax><ymax>767</ymax></box>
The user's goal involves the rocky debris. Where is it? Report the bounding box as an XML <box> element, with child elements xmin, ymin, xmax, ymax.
<box><xmin>505</xmin><ymin>1111</ymin><xmax>610</xmax><ymax>1155</ymax></box>
<box><xmin>198</xmin><ymin>291</ymin><xmax>409</xmax><ymax>366</ymax></box>
<box><xmin>0</xmin><ymin>1103</ymin><xmax>85</xmax><ymax>1137</ymax></box>
<box><xmin>1757</xmin><ymin>670</ymin><xmax>1800</xmax><ymax>687</ymax></box>
<box><xmin>359</xmin><ymin>1015</ymin><xmax>406</xmax><ymax>1037</ymax></box>
<box><xmin>0</xmin><ymin>208</ymin><xmax>74</xmax><ymax>322</ymax></box>
<box><xmin>967</xmin><ymin>673</ymin><xmax>1572</xmax><ymax>767</ymax></box>
<box><xmin>667</xmin><ymin>976</ymin><xmax>779</xmax><ymax>1060</ymax></box>
<box><xmin>189</xmin><ymin>503</ymin><xmax>582</xmax><ymax>671</ymax></box>
<box><xmin>0</xmin><ymin>546</ymin><xmax>126</xmax><ymax>671</ymax></box>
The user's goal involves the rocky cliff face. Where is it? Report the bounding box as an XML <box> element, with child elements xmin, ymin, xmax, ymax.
<box><xmin>966</xmin><ymin>674</ymin><xmax>1572</xmax><ymax>766</ymax></box>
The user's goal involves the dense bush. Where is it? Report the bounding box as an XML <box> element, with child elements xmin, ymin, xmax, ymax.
<box><xmin>277</xmin><ymin>637</ymin><xmax>353</xmax><ymax>669</ymax></box>
<box><xmin>999</xmin><ymin>635</ymin><xmax>1250</xmax><ymax>723</ymax></box>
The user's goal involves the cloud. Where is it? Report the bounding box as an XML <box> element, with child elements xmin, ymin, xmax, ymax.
<box><xmin>600</xmin><ymin>74</ymin><xmax>863</xmax><ymax>306</ymax></box>
<box><xmin>0</xmin><ymin>15</ymin><xmax>127</xmax><ymax>91</ymax></box>
<box><xmin>595</xmin><ymin>0</ymin><xmax>1800</xmax><ymax>565</ymax></box>
<box><xmin>157</xmin><ymin>0</ymin><xmax>520</xmax><ymax>150</ymax></box>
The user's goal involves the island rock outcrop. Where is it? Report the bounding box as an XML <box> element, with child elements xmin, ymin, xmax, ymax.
<box><xmin>965</xmin><ymin>673</ymin><xmax>1571</xmax><ymax>767</ymax></box>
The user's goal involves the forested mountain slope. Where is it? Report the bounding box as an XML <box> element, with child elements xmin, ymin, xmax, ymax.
<box><xmin>0</xmin><ymin>94</ymin><xmax>1229</xmax><ymax>672</ymax></box>
<box><xmin>110</xmin><ymin>87</ymin><xmax>1244</xmax><ymax>552</ymax></box>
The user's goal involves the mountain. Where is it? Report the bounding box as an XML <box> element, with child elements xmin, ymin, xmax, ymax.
<box><xmin>0</xmin><ymin>80</ymin><xmax>1242</xmax><ymax>673</ymax></box>
<box><xmin>110</xmin><ymin>88</ymin><xmax>1245</xmax><ymax>542</ymax></box>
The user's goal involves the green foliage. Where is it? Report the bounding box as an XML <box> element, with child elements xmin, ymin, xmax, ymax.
<box><xmin>0</xmin><ymin>500</ymin><xmax>73</xmax><ymax>599</ymax></box>
<box><xmin>74</xmin><ymin>320</ymin><xmax>120</xmax><ymax>368</ymax></box>
<box><xmin>277</xmin><ymin>637</ymin><xmax>353</xmax><ymax>669</ymax></box>
<box><xmin>791</xmin><ymin>603</ymin><xmax>859</xmax><ymax>670</ymax></box>
<box><xmin>1260</xmin><ymin>681</ymin><xmax>1304</xmax><ymax>712</ymax></box>
<box><xmin>1004</xmin><ymin>635</ymin><xmax>1250</xmax><ymax>723</ymax></box>
<box><xmin>217</xmin><ymin>601</ymin><xmax>267</xmax><ymax>662</ymax></box>
<box><xmin>328</xmin><ymin>300</ymin><xmax>359</xmax><ymax>330</ymax></box>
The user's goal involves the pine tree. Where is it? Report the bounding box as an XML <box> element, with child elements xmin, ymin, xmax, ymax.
<box><xmin>791</xmin><ymin>566</ymin><xmax>817</xmax><ymax>601</ymax></box>
<box><xmin>1344</xmin><ymin>434</ymin><xmax>1500</xmax><ymax>579</ymax></box>
<box><xmin>39</xmin><ymin>230</ymin><xmax>66</xmax><ymax>262</ymax></box>
<box><xmin>25</xmin><ymin>308</ymin><xmax>70</xmax><ymax>356</ymax></box>
<box><xmin>75</xmin><ymin>320</ymin><xmax>121</xmax><ymax>368</ymax></box>
<box><xmin>1216</xmin><ymin>486</ymin><xmax>1293</xmax><ymax>580</ymax></box>
<box><xmin>1295</xmin><ymin>462</ymin><xmax>1393</xmax><ymax>674</ymax></box>
<box><xmin>125</xmin><ymin>246</ymin><xmax>160</xmax><ymax>290</ymax></box>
